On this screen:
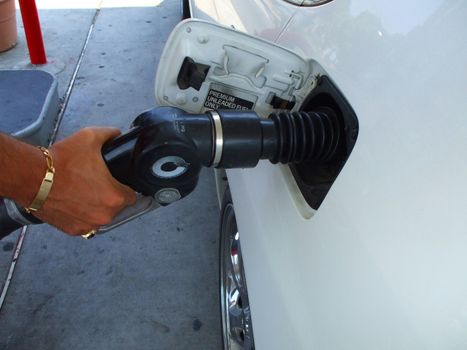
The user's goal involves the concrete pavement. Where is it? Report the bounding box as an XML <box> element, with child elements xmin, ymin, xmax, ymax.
<box><xmin>0</xmin><ymin>1</ymin><xmax>222</xmax><ymax>349</ymax></box>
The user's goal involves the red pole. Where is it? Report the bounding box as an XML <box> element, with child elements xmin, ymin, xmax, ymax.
<box><xmin>18</xmin><ymin>0</ymin><xmax>47</xmax><ymax>64</ymax></box>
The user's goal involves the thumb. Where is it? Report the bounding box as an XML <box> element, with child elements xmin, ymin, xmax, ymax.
<box><xmin>91</xmin><ymin>127</ymin><xmax>122</xmax><ymax>145</ymax></box>
<box><xmin>118</xmin><ymin>183</ymin><xmax>138</xmax><ymax>206</ymax></box>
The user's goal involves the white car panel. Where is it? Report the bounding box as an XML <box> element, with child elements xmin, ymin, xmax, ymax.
<box><xmin>190</xmin><ymin>0</ymin><xmax>299</xmax><ymax>41</ymax></box>
<box><xmin>188</xmin><ymin>0</ymin><xmax>220</xmax><ymax>22</ymax></box>
<box><xmin>220</xmin><ymin>0</ymin><xmax>467</xmax><ymax>349</ymax></box>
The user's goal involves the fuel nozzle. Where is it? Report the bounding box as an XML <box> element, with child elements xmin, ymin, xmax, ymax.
<box><xmin>103</xmin><ymin>106</ymin><xmax>343</xmax><ymax>200</ymax></box>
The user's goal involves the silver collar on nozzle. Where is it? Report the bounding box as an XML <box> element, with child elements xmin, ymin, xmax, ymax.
<box><xmin>209</xmin><ymin>111</ymin><xmax>224</xmax><ymax>167</ymax></box>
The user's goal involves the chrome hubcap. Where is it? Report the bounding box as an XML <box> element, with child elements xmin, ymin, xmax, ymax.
<box><xmin>220</xmin><ymin>203</ymin><xmax>254</xmax><ymax>350</ymax></box>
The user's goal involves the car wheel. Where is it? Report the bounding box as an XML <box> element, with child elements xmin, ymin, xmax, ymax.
<box><xmin>181</xmin><ymin>0</ymin><xmax>190</xmax><ymax>19</ymax></box>
<box><xmin>219</xmin><ymin>190</ymin><xmax>255</xmax><ymax>350</ymax></box>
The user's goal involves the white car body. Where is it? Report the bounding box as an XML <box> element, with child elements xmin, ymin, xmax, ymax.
<box><xmin>178</xmin><ymin>1</ymin><xmax>467</xmax><ymax>348</ymax></box>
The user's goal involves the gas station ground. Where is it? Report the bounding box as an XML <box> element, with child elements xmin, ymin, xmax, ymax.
<box><xmin>0</xmin><ymin>1</ymin><xmax>222</xmax><ymax>348</ymax></box>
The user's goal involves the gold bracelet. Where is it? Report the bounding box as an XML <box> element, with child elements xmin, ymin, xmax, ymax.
<box><xmin>25</xmin><ymin>147</ymin><xmax>55</xmax><ymax>213</ymax></box>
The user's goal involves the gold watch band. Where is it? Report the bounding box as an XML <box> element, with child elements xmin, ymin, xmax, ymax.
<box><xmin>25</xmin><ymin>147</ymin><xmax>55</xmax><ymax>213</ymax></box>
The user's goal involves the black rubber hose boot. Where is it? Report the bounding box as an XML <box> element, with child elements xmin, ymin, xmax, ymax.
<box><xmin>267</xmin><ymin>107</ymin><xmax>342</xmax><ymax>164</ymax></box>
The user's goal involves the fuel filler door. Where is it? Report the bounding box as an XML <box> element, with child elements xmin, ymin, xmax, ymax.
<box><xmin>155</xmin><ymin>19</ymin><xmax>317</xmax><ymax>117</ymax></box>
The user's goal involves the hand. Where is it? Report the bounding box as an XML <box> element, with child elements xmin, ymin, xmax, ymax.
<box><xmin>34</xmin><ymin>127</ymin><xmax>137</xmax><ymax>236</ymax></box>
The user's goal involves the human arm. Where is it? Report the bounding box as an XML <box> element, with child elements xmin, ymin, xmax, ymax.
<box><xmin>0</xmin><ymin>128</ymin><xmax>136</xmax><ymax>236</ymax></box>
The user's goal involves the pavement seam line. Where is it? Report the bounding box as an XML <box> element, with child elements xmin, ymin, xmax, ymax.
<box><xmin>50</xmin><ymin>8</ymin><xmax>102</xmax><ymax>144</ymax></box>
<box><xmin>0</xmin><ymin>226</ymin><xmax>28</xmax><ymax>310</ymax></box>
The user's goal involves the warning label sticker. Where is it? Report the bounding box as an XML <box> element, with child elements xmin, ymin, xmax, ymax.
<box><xmin>203</xmin><ymin>88</ymin><xmax>255</xmax><ymax>111</ymax></box>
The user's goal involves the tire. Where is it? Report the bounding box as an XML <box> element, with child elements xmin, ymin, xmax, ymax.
<box><xmin>181</xmin><ymin>0</ymin><xmax>191</xmax><ymax>19</ymax></box>
<box><xmin>219</xmin><ymin>189</ymin><xmax>255</xmax><ymax>350</ymax></box>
